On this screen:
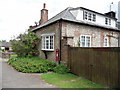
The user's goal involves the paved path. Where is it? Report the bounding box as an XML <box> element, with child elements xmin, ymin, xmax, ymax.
<box><xmin>1</xmin><ymin>58</ymin><xmax>57</xmax><ymax>88</ymax></box>
<box><xmin>0</xmin><ymin>58</ymin><xmax>2</xmax><ymax>89</ymax></box>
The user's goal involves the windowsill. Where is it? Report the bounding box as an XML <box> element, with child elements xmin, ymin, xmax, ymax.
<box><xmin>41</xmin><ymin>49</ymin><xmax>54</xmax><ymax>51</ymax></box>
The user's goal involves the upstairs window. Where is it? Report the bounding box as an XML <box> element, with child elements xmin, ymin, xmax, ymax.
<box><xmin>84</xmin><ymin>11</ymin><xmax>96</xmax><ymax>22</ymax></box>
<box><xmin>93</xmin><ymin>14</ymin><xmax>96</xmax><ymax>21</ymax></box>
<box><xmin>80</xmin><ymin>35</ymin><xmax>91</xmax><ymax>47</ymax></box>
<box><xmin>105</xmin><ymin>18</ymin><xmax>111</xmax><ymax>25</ymax></box>
<box><xmin>109</xmin><ymin>19</ymin><xmax>111</xmax><ymax>25</ymax></box>
<box><xmin>42</xmin><ymin>35</ymin><xmax>54</xmax><ymax>51</ymax></box>
<box><xmin>88</xmin><ymin>13</ymin><xmax>92</xmax><ymax>21</ymax></box>
<box><xmin>105</xmin><ymin>18</ymin><xmax>108</xmax><ymax>25</ymax></box>
<box><xmin>84</xmin><ymin>11</ymin><xmax>88</xmax><ymax>20</ymax></box>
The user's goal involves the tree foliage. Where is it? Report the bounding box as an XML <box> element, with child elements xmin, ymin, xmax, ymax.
<box><xmin>11</xmin><ymin>31</ymin><xmax>40</xmax><ymax>57</ymax></box>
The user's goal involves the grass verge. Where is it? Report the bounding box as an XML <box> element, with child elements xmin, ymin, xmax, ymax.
<box><xmin>41</xmin><ymin>73</ymin><xmax>104</xmax><ymax>88</ymax></box>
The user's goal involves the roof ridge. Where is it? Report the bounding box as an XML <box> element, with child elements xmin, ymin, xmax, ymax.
<box><xmin>61</xmin><ymin>7</ymin><xmax>73</xmax><ymax>19</ymax></box>
<box><xmin>47</xmin><ymin>7</ymin><xmax>72</xmax><ymax>21</ymax></box>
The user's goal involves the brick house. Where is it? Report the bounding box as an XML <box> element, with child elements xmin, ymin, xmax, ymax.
<box><xmin>31</xmin><ymin>4</ymin><xmax>120</xmax><ymax>63</ymax></box>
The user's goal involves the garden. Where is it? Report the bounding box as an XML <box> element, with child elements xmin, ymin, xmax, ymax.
<box><xmin>8</xmin><ymin>31</ymin><xmax>104</xmax><ymax>88</ymax></box>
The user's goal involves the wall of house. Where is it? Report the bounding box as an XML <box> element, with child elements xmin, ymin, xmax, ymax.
<box><xmin>35</xmin><ymin>22</ymin><xmax>60</xmax><ymax>61</ymax></box>
<box><xmin>61</xmin><ymin>21</ymin><xmax>120</xmax><ymax>47</ymax></box>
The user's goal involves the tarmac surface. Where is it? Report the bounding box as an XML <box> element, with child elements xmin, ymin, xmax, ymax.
<box><xmin>1</xmin><ymin>58</ymin><xmax>57</xmax><ymax>88</ymax></box>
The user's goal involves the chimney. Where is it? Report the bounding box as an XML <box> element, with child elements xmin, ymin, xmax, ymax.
<box><xmin>39</xmin><ymin>3</ymin><xmax>48</xmax><ymax>24</ymax></box>
<box><xmin>105</xmin><ymin>11</ymin><xmax>116</xmax><ymax>18</ymax></box>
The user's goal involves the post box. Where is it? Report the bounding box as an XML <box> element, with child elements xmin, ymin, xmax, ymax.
<box><xmin>56</xmin><ymin>49</ymin><xmax>59</xmax><ymax>61</ymax></box>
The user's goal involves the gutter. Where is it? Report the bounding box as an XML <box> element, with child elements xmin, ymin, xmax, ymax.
<box><xmin>32</xmin><ymin>18</ymin><xmax>120</xmax><ymax>32</ymax></box>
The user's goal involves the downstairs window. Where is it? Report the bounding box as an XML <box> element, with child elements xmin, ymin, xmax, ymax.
<box><xmin>42</xmin><ymin>35</ymin><xmax>54</xmax><ymax>51</ymax></box>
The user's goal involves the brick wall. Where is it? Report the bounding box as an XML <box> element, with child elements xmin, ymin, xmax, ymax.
<box><xmin>35</xmin><ymin>22</ymin><xmax>60</xmax><ymax>62</ymax></box>
<box><xmin>61</xmin><ymin>21</ymin><xmax>120</xmax><ymax>47</ymax></box>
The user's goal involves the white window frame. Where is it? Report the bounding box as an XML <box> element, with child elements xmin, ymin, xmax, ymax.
<box><xmin>84</xmin><ymin>11</ymin><xmax>96</xmax><ymax>22</ymax></box>
<box><xmin>105</xmin><ymin>17</ymin><xmax>111</xmax><ymax>25</ymax></box>
<box><xmin>80</xmin><ymin>35</ymin><xmax>91</xmax><ymax>47</ymax></box>
<box><xmin>41</xmin><ymin>34</ymin><xmax>54</xmax><ymax>51</ymax></box>
<box><xmin>104</xmin><ymin>37</ymin><xmax>109</xmax><ymax>47</ymax></box>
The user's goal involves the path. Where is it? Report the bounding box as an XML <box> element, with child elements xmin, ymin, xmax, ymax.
<box><xmin>1</xmin><ymin>58</ymin><xmax>57</xmax><ymax>88</ymax></box>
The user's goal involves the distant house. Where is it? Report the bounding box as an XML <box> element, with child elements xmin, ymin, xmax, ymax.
<box><xmin>0</xmin><ymin>42</ymin><xmax>12</xmax><ymax>52</ymax></box>
<box><xmin>31</xmin><ymin>4</ymin><xmax>120</xmax><ymax>62</ymax></box>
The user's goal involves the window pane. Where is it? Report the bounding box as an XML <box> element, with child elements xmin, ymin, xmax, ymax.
<box><xmin>82</xmin><ymin>42</ymin><xmax>85</xmax><ymax>47</ymax></box>
<box><xmin>93</xmin><ymin>14</ymin><xmax>96</xmax><ymax>21</ymax></box>
<box><xmin>46</xmin><ymin>39</ymin><xmax>49</xmax><ymax>49</ymax></box>
<box><xmin>86</xmin><ymin>36</ymin><xmax>90</xmax><ymax>47</ymax></box>
<box><xmin>81</xmin><ymin>36</ymin><xmax>85</xmax><ymax>47</ymax></box>
<box><xmin>88</xmin><ymin>13</ymin><xmax>91</xmax><ymax>21</ymax></box>
<box><xmin>50</xmin><ymin>36</ymin><xmax>53</xmax><ymax>49</ymax></box>
<box><xmin>105</xmin><ymin>18</ymin><xmax>108</xmax><ymax>25</ymax></box>
<box><xmin>109</xmin><ymin>19</ymin><xmax>111</xmax><ymax>25</ymax></box>
<box><xmin>85</xmin><ymin>12</ymin><xmax>87</xmax><ymax>20</ymax></box>
<box><xmin>104</xmin><ymin>38</ymin><xmax>108</xmax><ymax>47</ymax></box>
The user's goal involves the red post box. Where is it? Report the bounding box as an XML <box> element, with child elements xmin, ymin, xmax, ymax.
<box><xmin>56</xmin><ymin>49</ymin><xmax>59</xmax><ymax>61</ymax></box>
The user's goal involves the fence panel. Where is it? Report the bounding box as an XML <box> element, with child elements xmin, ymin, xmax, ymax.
<box><xmin>68</xmin><ymin>47</ymin><xmax>120</xmax><ymax>88</ymax></box>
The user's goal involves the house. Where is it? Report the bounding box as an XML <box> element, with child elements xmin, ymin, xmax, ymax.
<box><xmin>31</xmin><ymin>4</ymin><xmax>120</xmax><ymax>63</ymax></box>
<box><xmin>118</xmin><ymin>1</ymin><xmax>120</xmax><ymax>29</ymax></box>
<box><xmin>0</xmin><ymin>41</ymin><xmax>12</xmax><ymax>52</ymax></box>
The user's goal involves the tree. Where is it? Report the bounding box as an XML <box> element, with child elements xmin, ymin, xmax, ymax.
<box><xmin>11</xmin><ymin>31</ymin><xmax>40</xmax><ymax>57</ymax></box>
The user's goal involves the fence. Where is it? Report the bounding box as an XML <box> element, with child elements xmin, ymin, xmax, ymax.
<box><xmin>68</xmin><ymin>47</ymin><xmax>120</xmax><ymax>88</ymax></box>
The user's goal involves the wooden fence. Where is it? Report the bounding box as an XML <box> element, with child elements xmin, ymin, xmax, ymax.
<box><xmin>68</xmin><ymin>47</ymin><xmax>120</xmax><ymax>88</ymax></box>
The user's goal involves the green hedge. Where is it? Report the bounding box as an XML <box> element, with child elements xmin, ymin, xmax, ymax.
<box><xmin>53</xmin><ymin>64</ymin><xmax>70</xmax><ymax>74</ymax></box>
<box><xmin>8</xmin><ymin>57</ymin><xmax>56</xmax><ymax>73</ymax></box>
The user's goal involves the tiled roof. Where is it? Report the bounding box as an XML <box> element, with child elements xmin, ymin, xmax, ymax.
<box><xmin>0</xmin><ymin>42</ymin><xmax>11</xmax><ymax>47</ymax></box>
<box><xmin>32</xmin><ymin>7</ymin><xmax>120</xmax><ymax>32</ymax></box>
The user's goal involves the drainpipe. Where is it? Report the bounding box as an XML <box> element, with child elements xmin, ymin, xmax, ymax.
<box><xmin>118</xmin><ymin>34</ymin><xmax>120</xmax><ymax>47</ymax></box>
<box><xmin>59</xmin><ymin>20</ymin><xmax>62</xmax><ymax>64</ymax></box>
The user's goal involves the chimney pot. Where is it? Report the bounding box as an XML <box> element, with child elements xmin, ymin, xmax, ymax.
<box><xmin>43</xmin><ymin>3</ymin><xmax>46</xmax><ymax>9</ymax></box>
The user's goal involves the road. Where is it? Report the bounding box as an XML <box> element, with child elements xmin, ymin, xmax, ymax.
<box><xmin>1</xmin><ymin>58</ymin><xmax>57</xmax><ymax>88</ymax></box>
<box><xmin>0</xmin><ymin>58</ymin><xmax>2</xmax><ymax>89</ymax></box>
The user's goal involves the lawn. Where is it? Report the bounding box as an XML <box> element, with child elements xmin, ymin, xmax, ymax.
<box><xmin>41</xmin><ymin>73</ymin><xmax>104</xmax><ymax>88</ymax></box>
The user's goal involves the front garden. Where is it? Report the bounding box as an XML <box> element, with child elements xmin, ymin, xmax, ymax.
<box><xmin>8</xmin><ymin>56</ymin><xmax>104</xmax><ymax>88</ymax></box>
<box><xmin>8</xmin><ymin>31</ymin><xmax>104</xmax><ymax>88</ymax></box>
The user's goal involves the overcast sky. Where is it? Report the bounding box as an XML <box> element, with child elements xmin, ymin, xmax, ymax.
<box><xmin>0</xmin><ymin>0</ymin><xmax>120</xmax><ymax>41</ymax></box>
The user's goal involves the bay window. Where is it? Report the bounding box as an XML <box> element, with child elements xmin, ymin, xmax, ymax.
<box><xmin>42</xmin><ymin>34</ymin><xmax>54</xmax><ymax>51</ymax></box>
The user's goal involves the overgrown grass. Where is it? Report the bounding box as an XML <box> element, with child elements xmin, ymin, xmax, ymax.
<box><xmin>8</xmin><ymin>57</ymin><xmax>56</xmax><ymax>73</ymax></box>
<box><xmin>41</xmin><ymin>73</ymin><xmax>104</xmax><ymax>88</ymax></box>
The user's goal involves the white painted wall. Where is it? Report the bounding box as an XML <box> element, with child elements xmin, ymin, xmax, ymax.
<box><xmin>70</xmin><ymin>8</ymin><xmax>117</xmax><ymax>28</ymax></box>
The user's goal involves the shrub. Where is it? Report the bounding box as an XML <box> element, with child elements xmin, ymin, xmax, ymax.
<box><xmin>11</xmin><ymin>31</ymin><xmax>40</xmax><ymax>57</ymax></box>
<box><xmin>8</xmin><ymin>57</ymin><xmax>56</xmax><ymax>73</ymax></box>
<box><xmin>53</xmin><ymin>64</ymin><xmax>70</xmax><ymax>74</ymax></box>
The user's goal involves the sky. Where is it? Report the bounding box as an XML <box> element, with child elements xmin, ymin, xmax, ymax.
<box><xmin>0</xmin><ymin>0</ymin><xmax>120</xmax><ymax>41</ymax></box>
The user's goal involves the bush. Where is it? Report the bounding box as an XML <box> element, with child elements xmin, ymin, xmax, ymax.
<box><xmin>11</xmin><ymin>31</ymin><xmax>40</xmax><ymax>57</ymax></box>
<box><xmin>8</xmin><ymin>57</ymin><xmax>56</xmax><ymax>73</ymax></box>
<box><xmin>53</xmin><ymin>64</ymin><xmax>70</xmax><ymax>74</ymax></box>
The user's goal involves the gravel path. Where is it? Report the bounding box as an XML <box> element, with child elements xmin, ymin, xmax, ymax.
<box><xmin>1</xmin><ymin>58</ymin><xmax>57</xmax><ymax>88</ymax></box>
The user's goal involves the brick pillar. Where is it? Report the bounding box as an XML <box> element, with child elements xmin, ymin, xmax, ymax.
<box><xmin>61</xmin><ymin>38</ymin><xmax>70</xmax><ymax>65</ymax></box>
